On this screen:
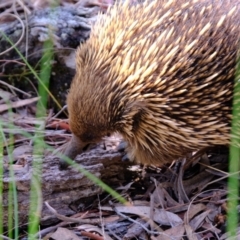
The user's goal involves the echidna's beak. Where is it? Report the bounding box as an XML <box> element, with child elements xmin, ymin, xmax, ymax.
<box><xmin>59</xmin><ymin>134</ymin><xmax>88</xmax><ymax>170</ymax></box>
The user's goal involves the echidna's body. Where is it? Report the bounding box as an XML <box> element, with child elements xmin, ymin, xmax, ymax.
<box><xmin>62</xmin><ymin>0</ymin><xmax>240</xmax><ymax>167</ymax></box>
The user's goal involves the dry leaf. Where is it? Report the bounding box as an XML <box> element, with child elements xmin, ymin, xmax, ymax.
<box><xmin>12</xmin><ymin>145</ymin><xmax>33</xmax><ymax>161</ymax></box>
<box><xmin>154</xmin><ymin>223</ymin><xmax>185</xmax><ymax>240</ymax></box>
<box><xmin>51</xmin><ymin>227</ymin><xmax>83</xmax><ymax>240</ymax></box>
<box><xmin>77</xmin><ymin>224</ymin><xmax>113</xmax><ymax>240</ymax></box>
<box><xmin>124</xmin><ymin>218</ymin><xmax>147</xmax><ymax>239</ymax></box>
<box><xmin>185</xmin><ymin>224</ymin><xmax>198</xmax><ymax>240</ymax></box>
<box><xmin>189</xmin><ymin>209</ymin><xmax>211</xmax><ymax>230</ymax></box>
<box><xmin>184</xmin><ymin>203</ymin><xmax>206</xmax><ymax>223</ymax></box>
<box><xmin>106</xmin><ymin>206</ymin><xmax>183</xmax><ymax>227</ymax></box>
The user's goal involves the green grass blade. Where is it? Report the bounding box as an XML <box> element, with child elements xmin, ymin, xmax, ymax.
<box><xmin>0</xmin><ymin>124</ymin><xmax>4</xmax><ymax>240</ymax></box>
<box><xmin>227</xmin><ymin>55</ymin><xmax>240</xmax><ymax>239</ymax></box>
<box><xmin>27</xmin><ymin>39</ymin><xmax>54</xmax><ymax>240</ymax></box>
<box><xmin>5</xmin><ymin>112</ymin><xmax>19</xmax><ymax>239</ymax></box>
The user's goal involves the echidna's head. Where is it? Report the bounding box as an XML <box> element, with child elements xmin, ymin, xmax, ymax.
<box><xmin>63</xmin><ymin>43</ymin><xmax>137</xmax><ymax>164</ymax></box>
<box><xmin>62</xmin><ymin>1</ymin><xmax>156</xmax><ymax>163</ymax></box>
<box><xmin>66</xmin><ymin>44</ymin><xmax>144</xmax><ymax>143</ymax></box>
<box><xmin>66</xmin><ymin>54</ymin><xmax>117</xmax><ymax>150</ymax></box>
<box><xmin>61</xmin><ymin>29</ymin><xmax>151</xmax><ymax>169</ymax></box>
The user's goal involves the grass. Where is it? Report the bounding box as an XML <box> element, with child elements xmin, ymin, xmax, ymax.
<box><xmin>0</xmin><ymin>130</ymin><xmax>3</xmax><ymax>240</ymax></box>
<box><xmin>27</xmin><ymin>39</ymin><xmax>54</xmax><ymax>240</ymax></box>
<box><xmin>7</xmin><ymin>126</ymin><xmax>18</xmax><ymax>239</ymax></box>
<box><xmin>227</xmin><ymin>56</ymin><xmax>240</xmax><ymax>239</ymax></box>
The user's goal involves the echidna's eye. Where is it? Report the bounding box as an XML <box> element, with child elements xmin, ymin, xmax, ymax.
<box><xmin>82</xmin><ymin>144</ymin><xmax>90</xmax><ymax>151</ymax></box>
<box><xmin>80</xmin><ymin>132</ymin><xmax>94</xmax><ymax>143</ymax></box>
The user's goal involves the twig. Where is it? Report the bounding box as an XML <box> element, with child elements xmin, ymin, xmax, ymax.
<box><xmin>0</xmin><ymin>13</ymin><xmax>25</xmax><ymax>56</ymax></box>
<box><xmin>0</xmin><ymin>80</ymin><xmax>31</xmax><ymax>97</ymax></box>
<box><xmin>45</xmin><ymin>201</ymin><xmax>102</xmax><ymax>224</ymax></box>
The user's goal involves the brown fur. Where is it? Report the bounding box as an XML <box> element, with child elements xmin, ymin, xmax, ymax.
<box><xmin>64</xmin><ymin>0</ymin><xmax>240</xmax><ymax>166</ymax></box>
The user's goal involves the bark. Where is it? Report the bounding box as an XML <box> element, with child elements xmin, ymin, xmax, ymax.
<box><xmin>3</xmin><ymin>137</ymin><xmax>131</xmax><ymax>227</ymax></box>
<box><xmin>0</xmin><ymin>4</ymin><xmax>100</xmax><ymax>107</ymax></box>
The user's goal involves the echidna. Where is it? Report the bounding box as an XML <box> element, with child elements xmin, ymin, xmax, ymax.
<box><xmin>60</xmin><ymin>0</ymin><xmax>240</xmax><ymax>169</ymax></box>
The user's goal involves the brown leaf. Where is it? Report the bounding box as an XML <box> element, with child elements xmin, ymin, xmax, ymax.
<box><xmin>50</xmin><ymin>227</ymin><xmax>83</xmax><ymax>240</ymax></box>
<box><xmin>189</xmin><ymin>209</ymin><xmax>211</xmax><ymax>230</ymax></box>
<box><xmin>12</xmin><ymin>145</ymin><xmax>33</xmax><ymax>161</ymax></box>
<box><xmin>124</xmin><ymin>218</ymin><xmax>147</xmax><ymax>240</ymax></box>
<box><xmin>156</xmin><ymin>223</ymin><xmax>185</xmax><ymax>240</ymax></box>
<box><xmin>184</xmin><ymin>203</ymin><xmax>206</xmax><ymax>223</ymax></box>
<box><xmin>76</xmin><ymin>224</ymin><xmax>113</xmax><ymax>240</ymax></box>
<box><xmin>110</xmin><ymin>206</ymin><xmax>183</xmax><ymax>227</ymax></box>
<box><xmin>185</xmin><ymin>224</ymin><xmax>198</xmax><ymax>240</ymax></box>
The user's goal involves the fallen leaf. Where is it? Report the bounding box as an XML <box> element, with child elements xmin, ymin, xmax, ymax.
<box><xmin>77</xmin><ymin>224</ymin><xmax>113</xmax><ymax>240</ymax></box>
<box><xmin>51</xmin><ymin>227</ymin><xmax>83</xmax><ymax>240</ymax></box>
<box><xmin>103</xmin><ymin>206</ymin><xmax>183</xmax><ymax>227</ymax></box>
<box><xmin>154</xmin><ymin>223</ymin><xmax>185</xmax><ymax>240</ymax></box>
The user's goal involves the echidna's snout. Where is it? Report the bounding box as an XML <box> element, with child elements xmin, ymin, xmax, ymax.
<box><xmin>59</xmin><ymin>134</ymin><xmax>89</xmax><ymax>170</ymax></box>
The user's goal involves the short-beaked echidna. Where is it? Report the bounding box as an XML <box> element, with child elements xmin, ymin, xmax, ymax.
<box><xmin>60</xmin><ymin>0</ymin><xmax>240</xmax><ymax>168</ymax></box>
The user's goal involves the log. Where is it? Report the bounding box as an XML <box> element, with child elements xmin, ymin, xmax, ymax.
<box><xmin>0</xmin><ymin>4</ymin><xmax>102</xmax><ymax>107</ymax></box>
<box><xmin>3</xmin><ymin>136</ymin><xmax>131</xmax><ymax>227</ymax></box>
